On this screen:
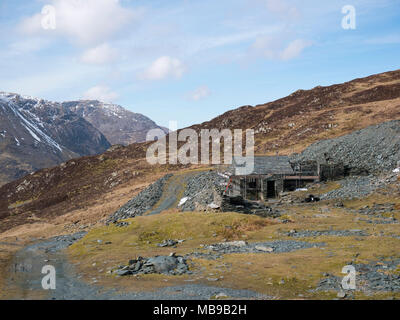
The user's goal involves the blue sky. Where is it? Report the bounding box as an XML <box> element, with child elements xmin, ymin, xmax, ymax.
<box><xmin>0</xmin><ymin>0</ymin><xmax>399</xmax><ymax>128</ymax></box>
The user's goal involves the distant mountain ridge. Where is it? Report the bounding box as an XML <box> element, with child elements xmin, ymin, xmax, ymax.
<box><xmin>0</xmin><ymin>92</ymin><xmax>167</xmax><ymax>186</ymax></box>
<box><xmin>63</xmin><ymin>100</ymin><xmax>169</xmax><ymax>146</ymax></box>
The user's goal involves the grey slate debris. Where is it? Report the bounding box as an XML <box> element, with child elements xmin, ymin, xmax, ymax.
<box><xmin>179</xmin><ymin>171</ymin><xmax>227</xmax><ymax>211</ymax></box>
<box><xmin>25</xmin><ymin>231</ymin><xmax>87</xmax><ymax>253</ymax></box>
<box><xmin>107</xmin><ymin>173</ymin><xmax>173</xmax><ymax>222</ymax></box>
<box><xmin>316</xmin><ymin>258</ymin><xmax>400</xmax><ymax>293</ymax></box>
<box><xmin>284</xmin><ymin>229</ymin><xmax>369</xmax><ymax>238</ymax></box>
<box><xmin>320</xmin><ymin>174</ymin><xmax>398</xmax><ymax>200</ymax></box>
<box><xmin>356</xmin><ymin>203</ymin><xmax>395</xmax><ymax>218</ymax></box>
<box><xmin>291</xmin><ymin>120</ymin><xmax>400</xmax><ymax>175</ymax></box>
<box><xmin>358</xmin><ymin>217</ymin><xmax>398</xmax><ymax>225</ymax></box>
<box><xmin>205</xmin><ymin>240</ymin><xmax>325</xmax><ymax>254</ymax></box>
<box><xmin>114</xmin><ymin>221</ymin><xmax>131</xmax><ymax>227</ymax></box>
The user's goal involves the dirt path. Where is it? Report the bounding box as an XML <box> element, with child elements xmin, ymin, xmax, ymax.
<box><xmin>4</xmin><ymin>233</ymin><xmax>265</xmax><ymax>300</ymax></box>
<box><xmin>2</xmin><ymin>170</ymin><xmax>263</xmax><ymax>300</ymax></box>
<box><xmin>146</xmin><ymin>171</ymin><xmax>200</xmax><ymax>216</ymax></box>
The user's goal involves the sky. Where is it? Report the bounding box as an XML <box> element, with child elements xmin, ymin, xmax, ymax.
<box><xmin>0</xmin><ymin>0</ymin><xmax>399</xmax><ymax>128</ymax></box>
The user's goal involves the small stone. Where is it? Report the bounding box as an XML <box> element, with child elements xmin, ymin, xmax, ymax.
<box><xmin>115</xmin><ymin>269</ymin><xmax>131</xmax><ymax>276</ymax></box>
<box><xmin>207</xmin><ymin>278</ymin><xmax>219</xmax><ymax>282</ymax></box>
<box><xmin>337</xmin><ymin>291</ymin><xmax>346</xmax><ymax>298</ymax></box>
<box><xmin>215</xmin><ymin>293</ymin><xmax>228</xmax><ymax>299</ymax></box>
<box><xmin>255</xmin><ymin>246</ymin><xmax>274</xmax><ymax>253</ymax></box>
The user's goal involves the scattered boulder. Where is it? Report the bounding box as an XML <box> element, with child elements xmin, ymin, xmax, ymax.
<box><xmin>157</xmin><ymin>239</ymin><xmax>178</xmax><ymax>247</ymax></box>
<box><xmin>113</xmin><ymin>255</ymin><xmax>190</xmax><ymax>276</ymax></box>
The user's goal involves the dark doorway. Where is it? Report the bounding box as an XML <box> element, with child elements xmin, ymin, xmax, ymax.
<box><xmin>267</xmin><ymin>181</ymin><xmax>276</xmax><ymax>198</ymax></box>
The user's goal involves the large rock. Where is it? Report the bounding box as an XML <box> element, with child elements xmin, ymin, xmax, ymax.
<box><xmin>114</xmin><ymin>255</ymin><xmax>190</xmax><ymax>276</ymax></box>
<box><xmin>145</xmin><ymin>256</ymin><xmax>181</xmax><ymax>274</ymax></box>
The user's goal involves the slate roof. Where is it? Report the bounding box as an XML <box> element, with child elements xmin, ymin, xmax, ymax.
<box><xmin>232</xmin><ymin>156</ymin><xmax>294</xmax><ymax>175</ymax></box>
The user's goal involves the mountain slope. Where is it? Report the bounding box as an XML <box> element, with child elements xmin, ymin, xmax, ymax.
<box><xmin>190</xmin><ymin>69</ymin><xmax>400</xmax><ymax>155</ymax></box>
<box><xmin>62</xmin><ymin>100</ymin><xmax>169</xmax><ymax>145</ymax></box>
<box><xmin>1</xmin><ymin>69</ymin><xmax>400</xmax><ymax>232</ymax></box>
<box><xmin>0</xmin><ymin>92</ymin><xmax>111</xmax><ymax>185</ymax></box>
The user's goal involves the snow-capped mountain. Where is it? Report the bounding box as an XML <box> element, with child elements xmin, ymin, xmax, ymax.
<box><xmin>0</xmin><ymin>92</ymin><xmax>168</xmax><ymax>186</ymax></box>
<box><xmin>62</xmin><ymin>100</ymin><xmax>169</xmax><ymax>145</ymax></box>
<box><xmin>0</xmin><ymin>92</ymin><xmax>111</xmax><ymax>186</ymax></box>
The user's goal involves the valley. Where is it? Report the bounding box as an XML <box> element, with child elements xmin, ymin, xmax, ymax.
<box><xmin>1</xmin><ymin>69</ymin><xmax>400</xmax><ymax>300</ymax></box>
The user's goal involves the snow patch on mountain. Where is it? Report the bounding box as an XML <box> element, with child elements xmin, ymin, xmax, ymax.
<box><xmin>5</xmin><ymin>98</ymin><xmax>62</xmax><ymax>152</ymax></box>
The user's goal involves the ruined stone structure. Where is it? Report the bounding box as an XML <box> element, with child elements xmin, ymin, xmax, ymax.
<box><xmin>227</xmin><ymin>156</ymin><xmax>343</xmax><ymax>201</ymax></box>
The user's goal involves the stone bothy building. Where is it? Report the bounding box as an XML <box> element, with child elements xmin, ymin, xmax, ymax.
<box><xmin>227</xmin><ymin>156</ymin><xmax>344</xmax><ymax>201</ymax></box>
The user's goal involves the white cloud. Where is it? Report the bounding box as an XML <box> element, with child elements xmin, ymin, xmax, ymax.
<box><xmin>264</xmin><ymin>0</ymin><xmax>301</xmax><ymax>21</ymax></box>
<box><xmin>8</xmin><ymin>38</ymin><xmax>49</xmax><ymax>55</ymax></box>
<box><xmin>140</xmin><ymin>56</ymin><xmax>185</xmax><ymax>81</ymax></box>
<box><xmin>80</xmin><ymin>43</ymin><xmax>119</xmax><ymax>64</ymax></box>
<box><xmin>280</xmin><ymin>39</ymin><xmax>312</xmax><ymax>60</ymax></box>
<box><xmin>83</xmin><ymin>85</ymin><xmax>118</xmax><ymax>102</ymax></box>
<box><xmin>250</xmin><ymin>35</ymin><xmax>282</xmax><ymax>59</ymax></box>
<box><xmin>250</xmin><ymin>36</ymin><xmax>311</xmax><ymax>60</ymax></box>
<box><xmin>188</xmin><ymin>86</ymin><xmax>211</xmax><ymax>101</ymax></box>
<box><xmin>19</xmin><ymin>0</ymin><xmax>140</xmax><ymax>46</ymax></box>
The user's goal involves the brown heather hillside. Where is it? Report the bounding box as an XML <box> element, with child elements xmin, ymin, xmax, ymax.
<box><xmin>190</xmin><ymin>69</ymin><xmax>400</xmax><ymax>155</ymax></box>
<box><xmin>1</xmin><ymin>69</ymin><xmax>400</xmax><ymax>234</ymax></box>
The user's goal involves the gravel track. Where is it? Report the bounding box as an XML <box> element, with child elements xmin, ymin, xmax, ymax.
<box><xmin>6</xmin><ymin>233</ymin><xmax>265</xmax><ymax>300</ymax></box>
